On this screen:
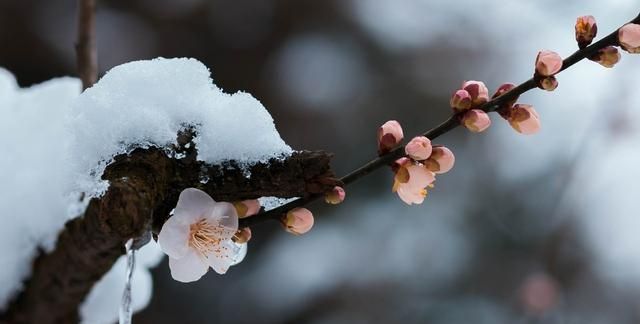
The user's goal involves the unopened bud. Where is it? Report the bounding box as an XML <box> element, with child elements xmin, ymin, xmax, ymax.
<box><xmin>405</xmin><ymin>136</ymin><xmax>432</xmax><ymax>160</ymax></box>
<box><xmin>232</xmin><ymin>227</ymin><xmax>252</xmax><ymax>243</ymax></box>
<box><xmin>538</xmin><ymin>76</ymin><xmax>558</xmax><ymax>91</ymax></box>
<box><xmin>575</xmin><ymin>15</ymin><xmax>597</xmax><ymax>48</ymax></box>
<box><xmin>618</xmin><ymin>23</ymin><xmax>640</xmax><ymax>53</ymax></box>
<box><xmin>425</xmin><ymin>146</ymin><xmax>455</xmax><ymax>174</ymax></box>
<box><xmin>282</xmin><ymin>208</ymin><xmax>314</xmax><ymax>235</ymax></box>
<box><xmin>535</xmin><ymin>50</ymin><xmax>563</xmax><ymax>76</ymax></box>
<box><xmin>233</xmin><ymin>199</ymin><xmax>261</xmax><ymax>218</ymax></box>
<box><xmin>591</xmin><ymin>46</ymin><xmax>621</xmax><ymax>68</ymax></box>
<box><xmin>377</xmin><ymin>120</ymin><xmax>404</xmax><ymax>154</ymax></box>
<box><xmin>492</xmin><ymin>83</ymin><xmax>518</xmax><ymax>117</ymax></box>
<box><xmin>325</xmin><ymin>186</ymin><xmax>346</xmax><ymax>205</ymax></box>
<box><xmin>508</xmin><ymin>104</ymin><xmax>541</xmax><ymax>135</ymax></box>
<box><xmin>450</xmin><ymin>89</ymin><xmax>472</xmax><ymax>112</ymax></box>
<box><xmin>461</xmin><ymin>80</ymin><xmax>489</xmax><ymax>107</ymax></box>
<box><xmin>461</xmin><ymin>109</ymin><xmax>491</xmax><ymax>133</ymax></box>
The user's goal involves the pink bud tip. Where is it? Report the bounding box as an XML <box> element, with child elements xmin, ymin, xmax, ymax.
<box><xmin>405</xmin><ymin>136</ymin><xmax>433</xmax><ymax>160</ymax></box>
<box><xmin>461</xmin><ymin>109</ymin><xmax>491</xmax><ymax>133</ymax></box>
<box><xmin>461</xmin><ymin>80</ymin><xmax>490</xmax><ymax>107</ymax></box>
<box><xmin>450</xmin><ymin>89</ymin><xmax>472</xmax><ymax>111</ymax></box>
<box><xmin>492</xmin><ymin>83</ymin><xmax>516</xmax><ymax>99</ymax></box>
<box><xmin>508</xmin><ymin>104</ymin><xmax>541</xmax><ymax>135</ymax></box>
<box><xmin>282</xmin><ymin>208</ymin><xmax>314</xmax><ymax>235</ymax></box>
<box><xmin>233</xmin><ymin>227</ymin><xmax>252</xmax><ymax>244</ymax></box>
<box><xmin>377</xmin><ymin>120</ymin><xmax>404</xmax><ymax>154</ymax></box>
<box><xmin>535</xmin><ymin>50</ymin><xmax>563</xmax><ymax>76</ymax></box>
<box><xmin>325</xmin><ymin>186</ymin><xmax>346</xmax><ymax>205</ymax></box>
<box><xmin>492</xmin><ymin>83</ymin><xmax>518</xmax><ymax>117</ymax></box>
<box><xmin>233</xmin><ymin>199</ymin><xmax>261</xmax><ymax>218</ymax></box>
<box><xmin>618</xmin><ymin>23</ymin><xmax>640</xmax><ymax>53</ymax></box>
<box><xmin>575</xmin><ymin>15</ymin><xmax>597</xmax><ymax>48</ymax></box>
<box><xmin>539</xmin><ymin>76</ymin><xmax>558</xmax><ymax>92</ymax></box>
<box><xmin>425</xmin><ymin>146</ymin><xmax>455</xmax><ymax>174</ymax></box>
<box><xmin>592</xmin><ymin>46</ymin><xmax>621</xmax><ymax>68</ymax></box>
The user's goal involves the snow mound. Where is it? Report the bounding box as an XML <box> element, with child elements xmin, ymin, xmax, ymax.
<box><xmin>0</xmin><ymin>57</ymin><xmax>291</xmax><ymax>319</ymax></box>
<box><xmin>70</xmin><ymin>57</ymin><xmax>292</xmax><ymax>198</ymax></box>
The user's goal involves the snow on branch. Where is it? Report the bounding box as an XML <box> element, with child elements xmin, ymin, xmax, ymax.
<box><xmin>1</xmin><ymin>132</ymin><xmax>336</xmax><ymax>323</ymax></box>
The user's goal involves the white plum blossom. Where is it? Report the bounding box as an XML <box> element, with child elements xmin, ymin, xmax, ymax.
<box><xmin>158</xmin><ymin>188</ymin><xmax>246</xmax><ymax>282</ymax></box>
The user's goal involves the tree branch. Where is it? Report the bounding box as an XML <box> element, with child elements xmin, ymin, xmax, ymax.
<box><xmin>75</xmin><ymin>0</ymin><xmax>97</xmax><ymax>90</ymax></box>
<box><xmin>239</xmin><ymin>11</ymin><xmax>640</xmax><ymax>228</ymax></box>
<box><xmin>0</xmin><ymin>132</ymin><xmax>337</xmax><ymax>323</ymax></box>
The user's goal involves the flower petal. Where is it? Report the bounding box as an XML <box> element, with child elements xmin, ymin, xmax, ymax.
<box><xmin>168</xmin><ymin>249</ymin><xmax>209</xmax><ymax>283</ymax></box>
<box><xmin>208</xmin><ymin>201</ymin><xmax>238</xmax><ymax>234</ymax></box>
<box><xmin>173</xmin><ymin>188</ymin><xmax>216</xmax><ymax>224</ymax></box>
<box><xmin>397</xmin><ymin>185</ymin><xmax>425</xmax><ymax>205</ymax></box>
<box><xmin>406</xmin><ymin>164</ymin><xmax>435</xmax><ymax>188</ymax></box>
<box><xmin>230</xmin><ymin>242</ymin><xmax>248</xmax><ymax>266</ymax></box>
<box><xmin>203</xmin><ymin>239</ymin><xmax>241</xmax><ymax>274</ymax></box>
<box><xmin>158</xmin><ymin>215</ymin><xmax>190</xmax><ymax>259</ymax></box>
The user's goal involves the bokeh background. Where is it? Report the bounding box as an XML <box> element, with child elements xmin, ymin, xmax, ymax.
<box><xmin>2</xmin><ymin>0</ymin><xmax>640</xmax><ymax>323</ymax></box>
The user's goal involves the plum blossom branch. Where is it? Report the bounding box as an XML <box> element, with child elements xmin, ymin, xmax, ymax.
<box><xmin>239</xmin><ymin>11</ymin><xmax>640</xmax><ymax>228</ymax></box>
<box><xmin>75</xmin><ymin>0</ymin><xmax>97</xmax><ymax>90</ymax></box>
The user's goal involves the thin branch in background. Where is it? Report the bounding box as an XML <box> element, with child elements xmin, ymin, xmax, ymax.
<box><xmin>239</xmin><ymin>12</ymin><xmax>640</xmax><ymax>228</ymax></box>
<box><xmin>75</xmin><ymin>0</ymin><xmax>97</xmax><ymax>90</ymax></box>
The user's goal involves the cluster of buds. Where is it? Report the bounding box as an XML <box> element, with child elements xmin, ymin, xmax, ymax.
<box><xmin>277</xmin><ymin>185</ymin><xmax>346</xmax><ymax>236</ymax></box>
<box><xmin>450</xmin><ymin>81</ymin><xmax>492</xmax><ymax>133</ymax></box>
<box><xmin>277</xmin><ymin>182</ymin><xmax>346</xmax><ymax>237</ymax></box>
<box><xmin>232</xmin><ymin>199</ymin><xmax>261</xmax><ymax>243</ymax></box>
<box><xmin>494</xmin><ymin>83</ymin><xmax>541</xmax><ymax>135</ymax></box>
<box><xmin>575</xmin><ymin>15</ymin><xmax>621</xmax><ymax>68</ymax></box>
<box><xmin>377</xmin><ymin>121</ymin><xmax>455</xmax><ymax>205</ymax></box>
<box><xmin>534</xmin><ymin>50</ymin><xmax>562</xmax><ymax>91</ymax></box>
<box><xmin>577</xmin><ymin>16</ymin><xmax>640</xmax><ymax>68</ymax></box>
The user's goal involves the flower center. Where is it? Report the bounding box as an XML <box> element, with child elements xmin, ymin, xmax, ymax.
<box><xmin>189</xmin><ymin>218</ymin><xmax>224</xmax><ymax>254</ymax></box>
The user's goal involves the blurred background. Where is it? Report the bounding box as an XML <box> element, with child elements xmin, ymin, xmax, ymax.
<box><xmin>2</xmin><ymin>0</ymin><xmax>640</xmax><ymax>323</ymax></box>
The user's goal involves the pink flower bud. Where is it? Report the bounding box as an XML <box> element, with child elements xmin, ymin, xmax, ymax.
<box><xmin>377</xmin><ymin>120</ymin><xmax>404</xmax><ymax>154</ymax></box>
<box><xmin>508</xmin><ymin>104</ymin><xmax>540</xmax><ymax>135</ymax></box>
<box><xmin>425</xmin><ymin>146</ymin><xmax>455</xmax><ymax>174</ymax></box>
<box><xmin>233</xmin><ymin>199</ymin><xmax>261</xmax><ymax>218</ymax></box>
<box><xmin>492</xmin><ymin>83</ymin><xmax>518</xmax><ymax>117</ymax></box>
<box><xmin>450</xmin><ymin>89</ymin><xmax>472</xmax><ymax>111</ymax></box>
<box><xmin>404</xmin><ymin>136</ymin><xmax>433</xmax><ymax>160</ymax></box>
<box><xmin>591</xmin><ymin>46</ymin><xmax>621</xmax><ymax>68</ymax></box>
<box><xmin>233</xmin><ymin>227</ymin><xmax>252</xmax><ymax>244</ymax></box>
<box><xmin>282</xmin><ymin>208</ymin><xmax>314</xmax><ymax>235</ymax></box>
<box><xmin>618</xmin><ymin>23</ymin><xmax>640</xmax><ymax>53</ymax></box>
<box><xmin>535</xmin><ymin>50</ymin><xmax>563</xmax><ymax>76</ymax></box>
<box><xmin>461</xmin><ymin>80</ymin><xmax>490</xmax><ymax>107</ymax></box>
<box><xmin>461</xmin><ymin>109</ymin><xmax>491</xmax><ymax>133</ymax></box>
<box><xmin>539</xmin><ymin>76</ymin><xmax>558</xmax><ymax>91</ymax></box>
<box><xmin>325</xmin><ymin>186</ymin><xmax>346</xmax><ymax>205</ymax></box>
<box><xmin>575</xmin><ymin>15</ymin><xmax>597</xmax><ymax>48</ymax></box>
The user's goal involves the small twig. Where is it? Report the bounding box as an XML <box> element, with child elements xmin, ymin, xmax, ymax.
<box><xmin>240</xmin><ymin>12</ymin><xmax>640</xmax><ymax>228</ymax></box>
<box><xmin>75</xmin><ymin>0</ymin><xmax>97</xmax><ymax>90</ymax></box>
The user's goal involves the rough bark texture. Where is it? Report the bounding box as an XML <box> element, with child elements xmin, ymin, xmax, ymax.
<box><xmin>0</xmin><ymin>132</ymin><xmax>337</xmax><ymax>324</ymax></box>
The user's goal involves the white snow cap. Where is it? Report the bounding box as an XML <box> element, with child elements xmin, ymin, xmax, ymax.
<box><xmin>70</xmin><ymin>57</ymin><xmax>292</xmax><ymax>198</ymax></box>
<box><xmin>0</xmin><ymin>57</ymin><xmax>292</xmax><ymax>319</ymax></box>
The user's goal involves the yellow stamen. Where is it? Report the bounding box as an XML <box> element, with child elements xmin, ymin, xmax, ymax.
<box><xmin>189</xmin><ymin>219</ymin><xmax>226</xmax><ymax>258</ymax></box>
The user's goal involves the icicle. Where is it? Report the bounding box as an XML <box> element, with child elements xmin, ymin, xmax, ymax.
<box><xmin>119</xmin><ymin>238</ymin><xmax>136</xmax><ymax>324</ymax></box>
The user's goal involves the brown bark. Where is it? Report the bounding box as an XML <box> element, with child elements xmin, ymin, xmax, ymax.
<box><xmin>0</xmin><ymin>132</ymin><xmax>336</xmax><ymax>324</ymax></box>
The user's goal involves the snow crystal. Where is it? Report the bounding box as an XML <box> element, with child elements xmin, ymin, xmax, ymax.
<box><xmin>258</xmin><ymin>196</ymin><xmax>298</xmax><ymax>211</ymax></box>
<box><xmin>0</xmin><ymin>58</ymin><xmax>292</xmax><ymax>318</ymax></box>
